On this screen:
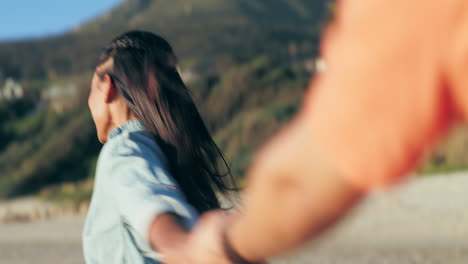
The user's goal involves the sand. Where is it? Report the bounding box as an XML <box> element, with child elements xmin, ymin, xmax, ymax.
<box><xmin>1</xmin><ymin>172</ymin><xmax>468</xmax><ymax>264</ymax></box>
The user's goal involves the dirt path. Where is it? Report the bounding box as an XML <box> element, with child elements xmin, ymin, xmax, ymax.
<box><xmin>1</xmin><ymin>172</ymin><xmax>468</xmax><ymax>264</ymax></box>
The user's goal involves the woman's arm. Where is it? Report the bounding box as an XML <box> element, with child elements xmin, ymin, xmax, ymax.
<box><xmin>151</xmin><ymin>212</ymin><xmax>234</xmax><ymax>264</ymax></box>
<box><xmin>159</xmin><ymin>111</ymin><xmax>364</xmax><ymax>264</ymax></box>
<box><xmin>148</xmin><ymin>213</ymin><xmax>189</xmax><ymax>254</ymax></box>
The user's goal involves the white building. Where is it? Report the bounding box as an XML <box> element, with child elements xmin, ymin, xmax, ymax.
<box><xmin>0</xmin><ymin>78</ymin><xmax>24</xmax><ymax>100</ymax></box>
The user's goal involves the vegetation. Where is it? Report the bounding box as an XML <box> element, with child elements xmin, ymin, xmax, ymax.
<box><xmin>200</xmin><ymin>57</ymin><xmax>309</xmax><ymax>176</ymax></box>
<box><xmin>0</xmin><ymin>98</ymin><xmax>101</xmax><ymax>199</ymax></box>
<box><xmin>419</xmin><ymin>125</ymin><xmax>468</xmax><ymax>174</ymax></box>
<box><xmin>0</xmin><ymin>0</ymin><xmax>327</xmax><ymax>203</ymax></box>
<box><xmin>0</xmin><ymin>0</ymin><xmax>465</xmax><ymax>206</ymax></box>
<box><xmin>0</xmin><ymin>0</ymin><xmax>328</xmax><ymax>80</ymax></box>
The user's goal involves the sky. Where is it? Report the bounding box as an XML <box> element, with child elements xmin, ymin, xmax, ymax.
<box><xmin>0</xmin><ymin>0</ymin><xmax>125</xmax><ymax>42</ymax></box>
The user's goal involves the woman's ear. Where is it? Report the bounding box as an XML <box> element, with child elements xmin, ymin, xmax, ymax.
<box><xmin>101</xmin><ymin>74</ymin><xmax>116</xmax><ymax>103</ymax></box>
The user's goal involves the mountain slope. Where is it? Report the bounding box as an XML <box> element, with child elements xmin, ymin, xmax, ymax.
<box><xmin>0</xmin><ymin>0</ymin><xmax>330</xmax><ymax>80</ymax></box>
<box><xmin>0</xmin><ymin>0</ymin><xmax>329</xmax><ymax>200</ymax></box>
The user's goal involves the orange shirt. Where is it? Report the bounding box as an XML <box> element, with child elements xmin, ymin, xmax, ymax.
<box><xmin>305</xmin><ymin>0</ymin><xmax>468</xmax><ymax>190</ymax></box>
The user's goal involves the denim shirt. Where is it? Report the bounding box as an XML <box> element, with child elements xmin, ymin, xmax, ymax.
<box><xmin>83</xmin><ymin>120</ymin><xmax>198</xmax><ymax>264</ymax></box>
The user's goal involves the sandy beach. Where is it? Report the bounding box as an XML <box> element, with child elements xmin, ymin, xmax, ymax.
<box><xmin>0</xmin><ymin>216</ymin><xmax>84</xmax><ymax>264</ymax></box>
<box><xmin>1</xmin><ymin>172</ymin><xmax>468</xmax><ymax>264</ymax></box>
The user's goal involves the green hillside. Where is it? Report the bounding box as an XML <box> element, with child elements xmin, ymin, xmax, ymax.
<box><xmin>0</xmin><ymin>0</ymin><xmax>464</xmax><ymax>204</ymax></box>
<box><xmin>0</xmin><ymin>0</ymin><xmax>329</xmax><ymax>202</ymax></box>
<box><xmin>0</xmin><ymin>0</ymin><xmax>329</xmax><ymax>80</ymax></box>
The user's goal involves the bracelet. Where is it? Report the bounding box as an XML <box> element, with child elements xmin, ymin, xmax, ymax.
<box><xmin>221</xmin><ymin>225</ymin><xmax>262</xmax><ymax>264</ymax></box>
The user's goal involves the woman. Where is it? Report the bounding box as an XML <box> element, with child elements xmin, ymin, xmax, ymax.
<box><xmin>83</xmin><ymin>30</ymin><xmax>236</xmax><ymax>263</ymax></box>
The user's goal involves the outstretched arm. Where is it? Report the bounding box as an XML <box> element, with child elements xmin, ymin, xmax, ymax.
<box><xmin>222</xmin><ymin>0</ymin><xmax>454</xmax><ymax>260</ymax></box>
<box><xmin>226</xmin><ymin>110</ymin><xmax>364</xmax><ymax>261</ymax></box>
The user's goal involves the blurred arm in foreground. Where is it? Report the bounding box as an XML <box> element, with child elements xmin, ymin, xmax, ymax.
<box><xmin>164</xmin><ymin>0</ymin><xmax>468</xmax><ymax>262</ymax></box>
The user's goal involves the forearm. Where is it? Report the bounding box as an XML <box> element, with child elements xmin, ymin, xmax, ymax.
<box><xmin>149</xmin><ymin>213</ymin><xmax>189</xmax><ymax>254</ymax></box>
<box><xmin>227</xmin><ymin>113</ymin><xmax>364</xmax><ymax>261</ymax></box>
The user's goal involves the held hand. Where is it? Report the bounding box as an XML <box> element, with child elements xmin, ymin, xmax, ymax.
<box><xmin>162</xmin><ymin>210</ymin><xmax>232</xmax><ymax>264</ymax></box>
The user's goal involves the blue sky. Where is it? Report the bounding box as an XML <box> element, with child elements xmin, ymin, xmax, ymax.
<box><xmin>0</xmin><ymin>0</ymin><xmax>125</xmax><ymax>42</ymax></box>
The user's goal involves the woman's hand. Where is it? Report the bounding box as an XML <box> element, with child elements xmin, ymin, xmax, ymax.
<box><xmin>161</xmin><ymin>210</ymin><xmax>232</xmax><ymax>264</ymax></box>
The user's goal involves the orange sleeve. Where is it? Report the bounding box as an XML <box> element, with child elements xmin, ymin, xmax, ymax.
<box><xmin>305</xmin><ymin>0</ymin><xmax>458</xmax><ymax>191</ymax></box>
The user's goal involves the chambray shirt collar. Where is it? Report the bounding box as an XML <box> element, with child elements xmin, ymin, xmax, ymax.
<box><xmin>108</xmin><ymin>119</ymin><xmax>148</xmax><ymax>140</ymax></box>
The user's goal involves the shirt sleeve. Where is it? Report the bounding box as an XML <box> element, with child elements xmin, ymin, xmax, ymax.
<box><xmin>304</xmin><ymin>0</ymin><xmax>457</xmax><ymax>191</ymax></box>
<box><xmin>108</xmin><ymin>138</ymin><xmax>198</xmax><ymax>240</ymax></box>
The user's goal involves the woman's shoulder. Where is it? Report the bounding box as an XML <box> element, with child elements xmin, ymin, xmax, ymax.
<box><xmin>100</xmin><ymin>130</ymin><xmax>173</xmax><ymax>183</ymax></box>
<box><xmin>103</xmin><ymin>130</ymin><xmax>166</xmax><ymax>164</ymax></box>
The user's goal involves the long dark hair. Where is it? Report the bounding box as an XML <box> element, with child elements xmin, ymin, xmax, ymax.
<box><xmin>96</xmin><ymin>30</ymin><xmax>236</xmax><ymax>213</ymax></box>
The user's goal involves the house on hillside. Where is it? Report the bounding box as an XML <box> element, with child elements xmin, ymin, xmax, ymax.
<box><xmin>0</xmin><ymin>78</ymin><xmax>24</xmax><ymax>101</ymax></box>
